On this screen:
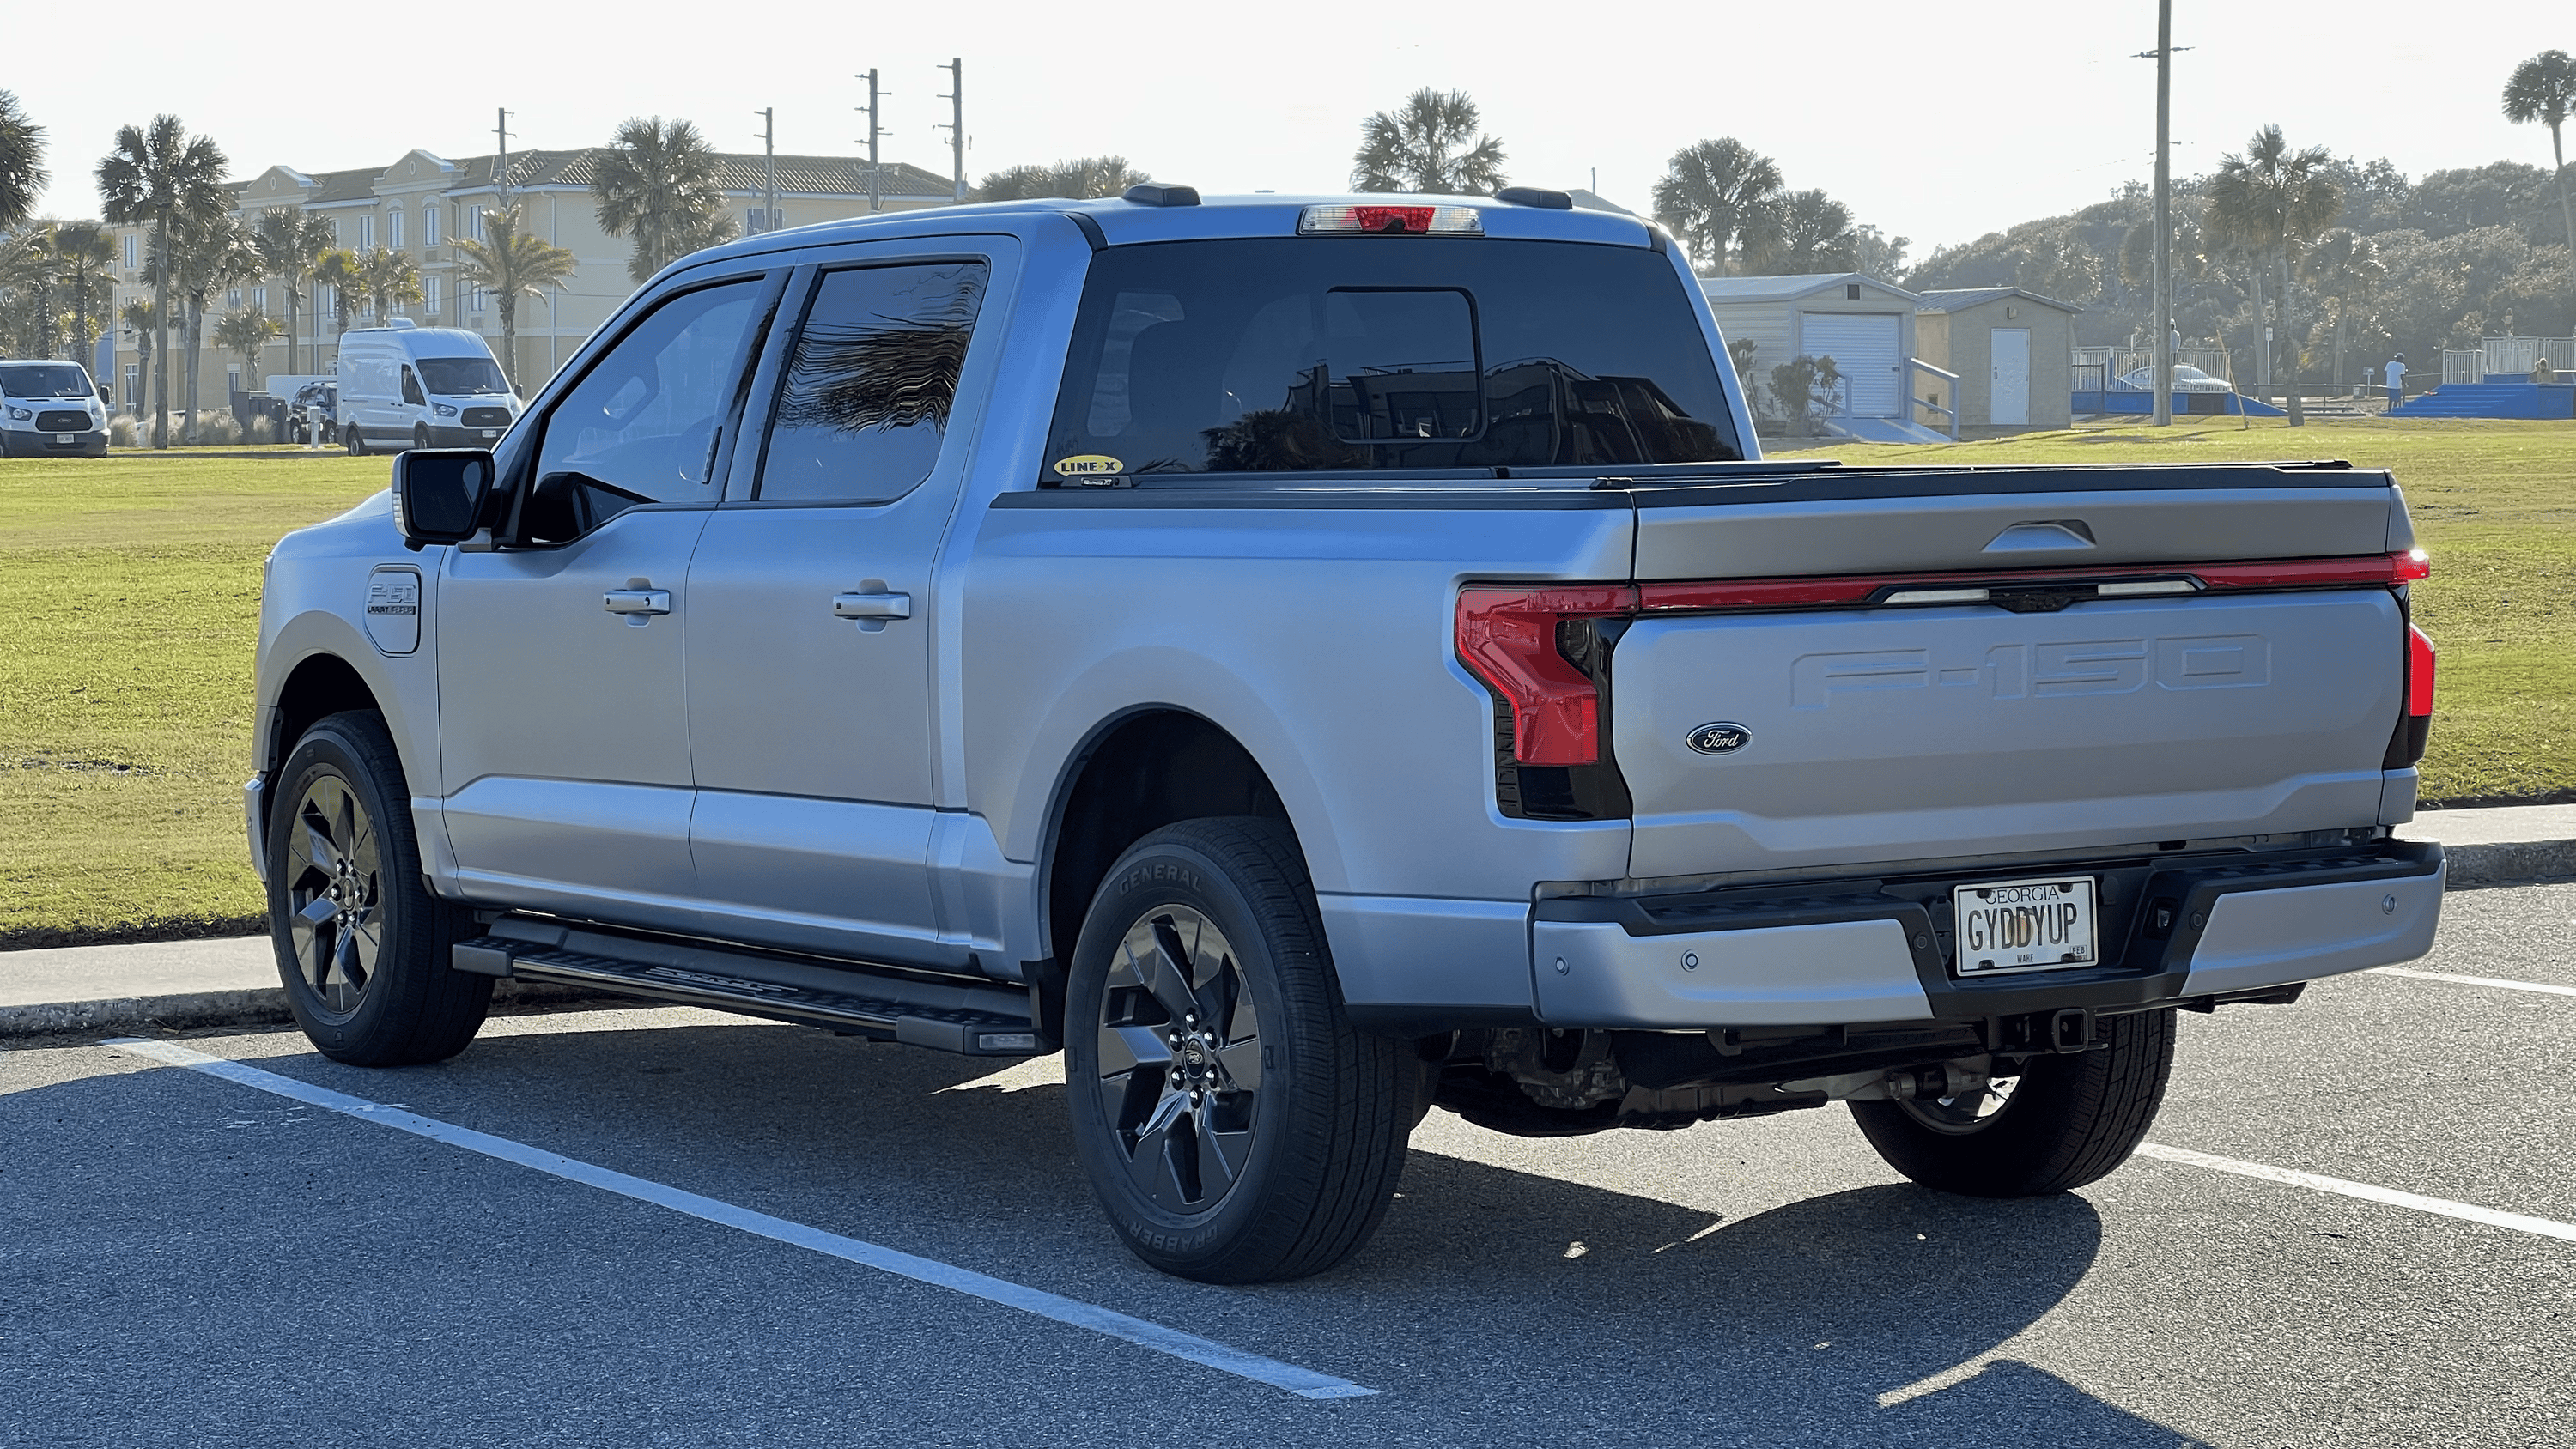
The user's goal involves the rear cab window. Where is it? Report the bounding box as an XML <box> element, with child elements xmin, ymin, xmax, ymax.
<box><xmin>1043</xmin><ymin>238</ymin><xmax>1741</xmax><ymax>484</ymax></box>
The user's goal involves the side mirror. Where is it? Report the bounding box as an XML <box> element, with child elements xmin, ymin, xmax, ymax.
<box><xmin>392</xmin><ymin>449</ymin><xmax>495</xmax><ymax>548</ymax></box>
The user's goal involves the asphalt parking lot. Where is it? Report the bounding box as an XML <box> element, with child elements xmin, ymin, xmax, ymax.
<box><xmin>6</xmin><ymin>882</ymin><xmax>2571</xmax><ymax>1449</ymax></box>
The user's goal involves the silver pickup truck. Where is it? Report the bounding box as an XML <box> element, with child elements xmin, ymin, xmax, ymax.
<box><xmin>248</xmin><ymin>188</ymin><xmax>2445</xmax><ymax>1283</ymax></box>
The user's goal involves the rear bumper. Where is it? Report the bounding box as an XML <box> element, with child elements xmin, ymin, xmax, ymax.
<box><xmin>1529</xmin><ymin>840</ymin><xmax>2443</xmax><ymax>1028</ymax></box>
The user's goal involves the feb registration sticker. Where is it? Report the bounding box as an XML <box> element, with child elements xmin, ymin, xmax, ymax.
<box><xmin>1953</xmin><ymin>876</ymin><xmax>2098</xmax><ymax>975</ymax></box>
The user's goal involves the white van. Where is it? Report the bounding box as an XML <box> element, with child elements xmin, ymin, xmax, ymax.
<box><xmin>335</xmin><ymin>321</ymin><xmax>522</xmax><ymax>455</ymax></box>
<box><xmin>0</xmin><ymin>359</ymin><xmax>108</xmax><ymax>458</ymax></box>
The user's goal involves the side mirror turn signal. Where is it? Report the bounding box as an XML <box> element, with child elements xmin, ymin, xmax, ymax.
<box><xmin>392</xmin><ymin>449</ymin><xmax>495</xmax><ymax>549</ymax></box>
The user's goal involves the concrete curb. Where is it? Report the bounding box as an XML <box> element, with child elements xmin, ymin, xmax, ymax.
<box><xmin>0</xmin><ymin>979</ymin><xmax>613</xmax><ymax>1040</ymax></box>
<box><xmin>2439</xmin><ymin>839</ymin><xmax>2576</xmax><ymax>889</ymax></box>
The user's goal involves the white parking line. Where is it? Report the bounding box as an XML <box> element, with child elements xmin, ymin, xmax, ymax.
<box><xmin>2137</xmin><ymin>1143</ymin><xmax>2576</xmax><ymax>1245</ymax></box>
<box><xmin>2369</xmin><ymin>967</ymin><xmax>2576</xmax><ymax>998</ymax></box>
<box><xmin>104</xmin><ymin>1037</ymin><xmax>1376</xmax><ymax>1400</ymax></box>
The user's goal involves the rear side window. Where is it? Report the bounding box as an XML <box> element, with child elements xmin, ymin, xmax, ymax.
<box><xmin>756</xmin><ymin>261</ymin><xmax>988</xmax><ymax>504</ymax></box>
<box><xmin>1044</xmin><ymin>239</ymin><xmax>1740</xmax><ymax>481</ymax></box>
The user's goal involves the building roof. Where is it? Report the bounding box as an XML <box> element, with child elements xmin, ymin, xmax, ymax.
<box><xmin>427</xmin><ymin>149</ymin><xmax>956</xmax><ymax>199</ymax></box>
<box><xmin>305</xmin><ymin>167</ymin><xmax>388</xmax><ymax>205</ymax></box>
<box><xmin>1914</xmin><ymin>286</ymin><xmax>2082</xmax><ymax>314</ymax></box>
<box><xmin>1697</xmin><ymin>272</ymin><xmax>1920</xmax><ymax>304</ymax></box>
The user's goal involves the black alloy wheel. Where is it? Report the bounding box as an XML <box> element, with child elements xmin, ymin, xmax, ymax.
<box><xmin>268</xmin><ymin>711</ymin><xmax>490</xmax><ymax>1064</ymax></box>
<box><xmin>1093</xmin><ymin>902</ymin><xmax>1265</xmax><ymax>1214</ymax></box>
<box><xmin>1065</xmin><ymin>817</ymin><xmax>1414</xmax><ymax>1283</ymax></box>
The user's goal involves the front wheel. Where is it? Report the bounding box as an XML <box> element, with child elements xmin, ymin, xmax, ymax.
<box><xmin>267</xmin><ymin>711</ymin><xmax>491</xmax><ymax>1064</ymax></box>
<box><xmin>413</xmin><ymin>424</ymin><xmax>430</xmax><ymax>452</ymax></box>
<box><xmin>1064</xmin><ymin>817</ymin><xmax>1414</xmax><ymax>1283</ymax></box>
<box><xmin>1850</xmin><ymin>1009</ymin><xmax>2176</xmax><ymax>1197</ymax></box>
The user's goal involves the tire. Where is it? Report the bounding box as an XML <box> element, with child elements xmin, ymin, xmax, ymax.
<box><xmin>1850</xmin><ymin>1009</ymin><xmax>2176</xmax><ymax>1197</ymax></box>
<box><xmin>1064</xmin><ymin>817</ymin><xmax>1413</xmax><ymax>1283</ymax></box>
<box><xmin>413</xmin><ymin>424</ymin><xmax>430</xmax><ymax>452</ymax></box>
<box><xmin>345</xmin><ymin>426</ymin><xmax>365</xmax><ymax>456</ymax></box>
<box><xmin>266</xmin><ymin>710</ymin><xmax>491</xmax><ymax>1065</ymax></box>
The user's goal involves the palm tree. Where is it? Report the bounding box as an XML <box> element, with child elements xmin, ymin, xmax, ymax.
<box><xmin>973</xmin><ymin>156</ymin><xmax>1152</xmax><ymax>202</ymax></box>
<box><xmin>313</xmin><ymin>247</ymin><xmax>361</xmax><ymax>339</ymax></box>
<box><xmin>171</xmin><ymin>211</ymin><xmax>260</xmax><ymax>441</ymax></box>
<box><xmin>1741</xmin><ymin>190</ymin><xmax>1858</xmax><ymax>276</ymax></box>
<box><xmin>1652</xmin><ymin>138</ymin><xmax>1785</xmax><ymax>276</ymax></box>
<box><xmin>0</xmin><ymin>89</ymin><xmax>44</xmax><ymax>232</ymax></box>
<box><xmin>453</xmin><ymin>204</ymin><xmax>575</xmax><ymax>391</ymax></box>
<box><xmin>590</xmin><ymin>117</ymin><xmax>739</xmax><ymax>284</ymax></box>
<box><xmin>1351</xmin><ymin>89</ymin><xmax>1506</xmax><ymax>195</ymax></box>
<box><xmin>252</xmin><ymin>208</ymin><xmax>333</xmax><ymax>376</ymax></box>
<box><xmin>119</xmin><ymin>297</ymin><xmax>156</xmax><ymax>416</ymax></box>
<box><xmin>0</xmin><ymin>225</ymin><xmax>56</xmax><ymax>356</ymax></box>
<box><xmin>214</xmin><ymin>308</ymin><xmax>281</xmax><ymax>393</ymax></box>
<box><xmin>2205</xmin><ymin>125</ymin><xmax>2342</xmax><ymax>426</ymax></box>
<box><xmin>2503</xmin><ymin>51</ymin><xmax>2576</xmax><ymax>280</ymax></box>
<box><xmin>2301</xmin><ymin>228</ymin><xmax>2385</xmax><ymax>388</ymax></box>
<box><xmin>51</xmin><ymin>221</ymin><xmax>114</xmax><ymax>368</ymax></box>
<box><xmin>356</xmin><ymin>246</ymin><xmax>422</xmax><ymax>323</ymax></box>
<box><xmin>96</xmin><ymin>115</ymin><xmax>230</xmax><ymax>447</ymax></box>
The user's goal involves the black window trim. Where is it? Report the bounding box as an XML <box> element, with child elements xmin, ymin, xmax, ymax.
<box><xmin>500</xmin><ymin>267</ymin><xmax>789</xmax><ymax>545</ymax></box>
<box><xmin>732</xmin><ymin>252</ymin><xmax>997</xmax><ymax>510</ymax></box>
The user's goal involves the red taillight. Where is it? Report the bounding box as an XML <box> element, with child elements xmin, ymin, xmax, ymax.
<box><xmin>2190</xmin><ymin>550</ymin><xmax>2428</xmax><ymax>590</ymax></box>
<box><xmin>2408</xmin><ymin>624</ymin><xmax>2436</xmax><ymax>717</ymax></box>
<box><xmin>1456</xmin><ymin>585</ymin><xmax>1635</xmax><ymax>765</ymax></box>
<box><xmin>2395</xmin><ymin>547</ymin><xmax>2432</xmax><ymax>582</ymax></box>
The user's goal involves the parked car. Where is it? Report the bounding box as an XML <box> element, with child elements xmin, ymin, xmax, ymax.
<box><xmin>2113</xmin><ymin>364</ymin><xmax>2236</xmax><ymax>393</ymax></box>
<box><xmin>289</xmin><ymin>381</ymin><xmax>337</xmax><ymax>444</ymax></box>
<box><xmin>249</xmin><ymin>188</ymin><xmax>2445</xmax><ymax>1283</ymax></box>
<box><xmin>336</xmin><ymin>320</ymin><xmax>522</xmax><ymax>456</ymax></box>
<box><xmin>0</xmin><ymin>359</ymin><xmax>109</xmax><ymax>457</ymax></box>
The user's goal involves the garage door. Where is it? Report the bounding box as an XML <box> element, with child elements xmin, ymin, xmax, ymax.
<box><xmin>1799</xmin><ymin>313</ymin><xmax>1903</xmax><ymax>416</ymax></box>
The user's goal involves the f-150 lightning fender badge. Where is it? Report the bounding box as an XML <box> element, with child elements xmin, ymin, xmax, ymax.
<box><xmin>1053</xmin><ymin>454</ymin><xmax>1126</xmax><ymax>479</ymax></box>
<box><xmin>1686</xmin><ymin>721</ymin><xmax>1752</xmax><ymax>755</ymax></box>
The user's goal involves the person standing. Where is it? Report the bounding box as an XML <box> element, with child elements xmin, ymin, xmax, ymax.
<box><xmin>2384</xmin><ymin>354</ymin><xmax>2406</xmax><ymax>411</ymax></box>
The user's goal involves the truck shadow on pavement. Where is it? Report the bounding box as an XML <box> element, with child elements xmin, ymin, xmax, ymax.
<box><xmin>40</xmin><ymin>1016</ymin><xmax>2212</xmax><ymax>1446</ymax></box>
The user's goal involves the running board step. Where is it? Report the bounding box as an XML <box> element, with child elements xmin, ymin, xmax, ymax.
<box><xmin>453</xmin><ymin>935</ymin><xmax>1042</xmax><ymax>1056</ymax></box>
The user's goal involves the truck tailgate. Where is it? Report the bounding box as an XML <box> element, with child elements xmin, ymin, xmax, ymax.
<box><xmin>1609</xmin><ymin>467</ymin><xmax>2415</xmax><ymax>880</ymax></box>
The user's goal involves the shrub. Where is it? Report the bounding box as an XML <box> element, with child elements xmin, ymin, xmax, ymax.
<box><xmin>191</xmin><ymin>410</ymin><xmax>242</xmax><ymax>446</ymax></box>
<box><xmin>107</xmin><ymin>415</ymin><xmax>140</xmax><ymax>447</ymax></box>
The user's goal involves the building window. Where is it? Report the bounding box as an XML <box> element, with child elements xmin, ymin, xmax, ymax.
<box><xmin>318</xmin><ymin>283</ymin><xmax>333</xmax><ymax>314</ymax></box>
<box><xmin>252</xmin><ymin>286</ymin><xmax>267</xmax><ymax>311</ymax></box>
<box><xmin>124</xmin><ymin>363</ymin><xmax>138</xmax><ymax>407</ymax></box>
<box><xmin>423</xmin><ymin>207</ymin><xmax>439</xmax><ymax>246</ymax></box>
<box><xmin>124</xmin><ymin>233</ymin><xmax>137</xmax><ymax>270</ymax></box>
<box><xmin>226</xmin><ymin>366</ymin><xmax>241</xmax><ymax>394</ymax></box>
<box><xmin>469</xmin><ymin>207</ymin><xmax>483</xmax><ymax>241</ymax></box>
<box><xmin>358</xmin><ymin>214</ymin><xmax>374</xmax><ymax>250</ymax></box>
<box><xmin>388</xmin><ymin>209</ymin><xmax>403</xmax><ymax>249</ymax></box>
<box><xmin>422</xmin><ymin>275</ymin><xmax>441</xmax><ymax>315</ymax></box>
<box><xmin>471</xmin><ymin>285</ymin><xmax>486</xmax><ymax>313</ymax></box>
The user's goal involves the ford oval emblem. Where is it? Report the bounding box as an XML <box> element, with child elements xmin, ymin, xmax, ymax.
<box><xmin>1686</xmin><ymin>722</ymin><xmax>1753</xmax><ymax>755</ymax></box>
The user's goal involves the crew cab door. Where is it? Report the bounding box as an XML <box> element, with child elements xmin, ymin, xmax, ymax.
<box><xmin>682</xmin><ymin>240</ymin><xmax>1012</xmax><ymax>967</ymax></box>
<box><xmin>435</xmin><ymin>271</ymin><xmax>780</xmax><ymax>929</ymax></box>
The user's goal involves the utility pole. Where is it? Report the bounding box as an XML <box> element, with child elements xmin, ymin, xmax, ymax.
<box><xmin>938</xmin><ymin>58</ymin><xmax>966</xmax><ymax>203</ymax></box>
<box><xmin>756</xmin><ymin>107</ymin><xmax>777</xmax><ymax>233</ymax></box>
<box><xmin>2141</xmin><ymin>7</ymin><xmax>2178</xmax><ymax>427</ymax></box>
<box><xmin>857</xmin><ymin>70</ymin><xmax>887</xmax><ymax>212</ymax></box>
<box><xmin>495</xmin><ymin>107</ymin><xmax>513</xmax><ymax>213</ymax></box>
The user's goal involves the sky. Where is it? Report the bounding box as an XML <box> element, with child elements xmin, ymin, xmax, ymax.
<box><xmin>16</xmin><ymin>1</ymin><xmax>2568</xmax><ymax>258</ymax></box>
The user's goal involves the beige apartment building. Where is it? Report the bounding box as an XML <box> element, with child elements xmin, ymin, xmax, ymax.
<box><xmin>103</xmin><ymin>147</ymin><xmax>958</xmax><ymax>415</ymax></box>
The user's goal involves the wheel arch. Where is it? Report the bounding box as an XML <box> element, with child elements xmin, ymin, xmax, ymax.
<box><xmin>267</xmin><ymin>651</ymin><xmax>385</xmax><ymax>778</ymax></box>
<box><xmin>1031</xmin><ymin>706</ymin><xmax>1303</xmax><ymax>1040</ymax></box>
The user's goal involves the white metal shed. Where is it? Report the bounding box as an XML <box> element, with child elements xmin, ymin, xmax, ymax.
<box><xmin>1698</xmin><ymin>273</ymin><xmax>1923</xmax><ymax>429</ymax></box>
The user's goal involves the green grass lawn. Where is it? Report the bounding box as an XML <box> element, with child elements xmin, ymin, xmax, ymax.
<box><xmin>3</xmin><ymin>449</ymin><xmax>388</xmax><ymax>947</ymax></box>
<box><xmin>3</xmin><ymin>423</ymin><xmax>2569</xmax><ymax>949</ymax></box>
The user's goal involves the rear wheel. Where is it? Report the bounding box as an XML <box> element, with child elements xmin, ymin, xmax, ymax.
<box><xmin>1064</xmin><ymin>817</ymin><xmax>1413</xmax><ymax>1283</ymax></box>
<box><xmin>1849</xmin><ymin>1009</ymin><xmax>2176</xmax><ymax>1197</ymax></box>
<box><xmin>413</xmin><ymin>424</ymin><xmax>430</xmax><ymax>452</ymax></box>
<box><xmin>344</xmin><ymin>426</ymin><xmax>365</xmax><ymax>456</ymax></box>
<box><xmin>267</xmin><ymin>711</ymin><xmax>490</xmax><ymax>1064</ymax></box>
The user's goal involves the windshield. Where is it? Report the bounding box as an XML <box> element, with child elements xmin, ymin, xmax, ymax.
<box><xmin>416</xmin><ymin>356</ymin><xmax>509</xmax><ymax>396</ymax></box>
<box><xmin>1045</xmin><ymin>238</ymin><xmax>1741</xmax><ymax>480</ymax></box>
<box><xmin>1</xmin><ymin>364</ymin><xmax>93</xmax><ymax>398</ymax></box>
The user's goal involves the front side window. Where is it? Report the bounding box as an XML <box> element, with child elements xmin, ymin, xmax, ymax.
<box><xmin>532</xmin><ymin>278</ymin><xmax>766</xmax><ymax>506</ymax></box>
<box><xmin>755</xmin><ymin>261</ymin><xmax>987</xmax><ymax>504</ymax></box>
<box><xmin>401</xmin><ymin>367</ymin><xmax>425</xmax><ymax>405</ymax></box>
<box><xmin>1045</xmin><ymin>239</ymin><xmax>1740</xmax><ymax>480</ymax></box>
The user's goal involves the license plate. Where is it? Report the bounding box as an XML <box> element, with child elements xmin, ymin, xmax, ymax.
<box><xmin>55</xmin><ymin>433</ymin><xmax>73</xmax><ymax>444</ymax></box>
<box><xmin>481</xmin><ymin>428</ymin><xmax>500</xmax><ymax>439</ymax></box>
<box><xmin>1953</xmin><ymin>876</ymin><xmax>2098</xmax><ymax>974</ymax></box>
